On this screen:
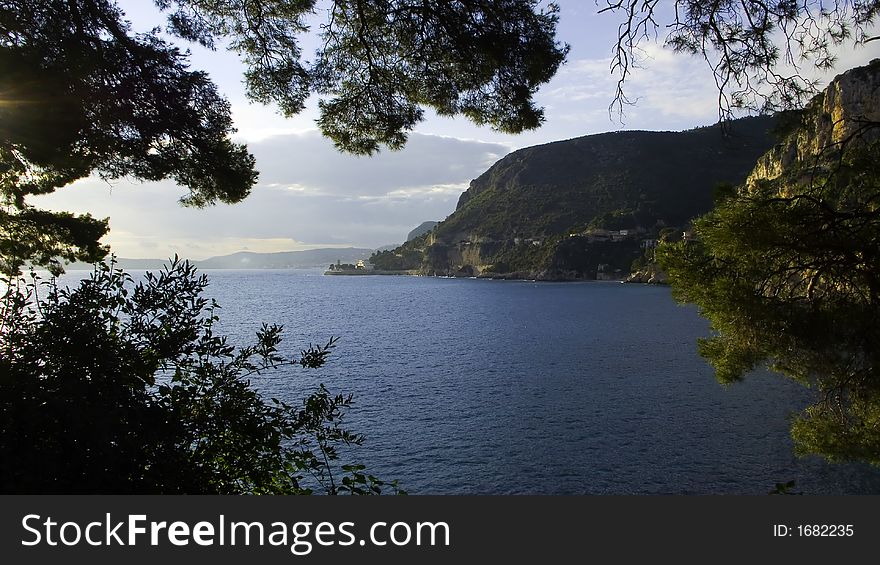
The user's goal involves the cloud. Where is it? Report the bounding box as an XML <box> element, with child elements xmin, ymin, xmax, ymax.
<box><xmin>248</xmin><ymin>130</ymin><xmax>506</xmax><ymax>197</ymax></box>
<box><xmin>545</xmin><ymin>48</ymin><xmax>720</xmax><ymax>130</ymax></box>
<box><xmin>626</xmin><ymin>44</ymin><xmax>720</xmax><ymax>122</ymax></box>
<box><xmin>230</xmin><ymin>100</ymin><xmax>319</xmax><ymax>143</ymax></box>
<box><xmin>549</xmin><ymin>36</ymin><xmax>880</xmax><ymax>132</ymax></box>
<box><xmin>543</xmin><ymin>58</ymin><xmax>617</xmax><ymax>103</ymax></box>
<box><xmin>31</xmin><ymin>133</ymin><xmax>509</xmax><ymax>259</ymax></box>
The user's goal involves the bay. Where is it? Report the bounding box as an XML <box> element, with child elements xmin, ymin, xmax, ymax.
<box><xmin>56</xmin><ymin>268</ymin><xmax>880</xmax><ymax>494</ymax></box>
<box><xmin>193</xmin><ymin>269</ymin><xmax>880</xmax><ymax>495</ymax></box>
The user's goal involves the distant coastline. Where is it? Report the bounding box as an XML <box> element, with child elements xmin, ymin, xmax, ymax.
<box><xmin>63</xmin><ymin>247</ymin><xmax>378</xmax><ymax>271</ymax></box>
<box><xmin>324</xmin><ymin>268</ymin><xmax>666</xmax><ymax>284</ymax></box>
<box><xmin>324</xmin><ymin>269</ymin><xmax>418</xmax><ymax>276</ymax></box>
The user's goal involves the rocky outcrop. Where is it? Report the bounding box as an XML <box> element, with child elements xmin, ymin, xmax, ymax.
<box><xmin>624</xmin><ymin>264</ymin><xmax>668</xmax><ymax>284</ymax></box>
<box><xmin>748</xmin><ymin>59</ymin><xmax>880</xmax><ymax>187</ymax></box>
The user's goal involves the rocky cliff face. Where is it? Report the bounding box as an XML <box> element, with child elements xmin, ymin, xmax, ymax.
<box><xmin>624</xmin><ymin>264</ymin><xmax>668</xmax><ymax>284</ymax></box>
<box><xmin>748</xmin><ymin>59</ymin><xmax>880</xmax><ymax>186</ymax></box>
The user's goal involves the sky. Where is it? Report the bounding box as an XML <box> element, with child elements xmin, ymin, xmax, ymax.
<box><xmin>33</xmin><ymin>0</ymin><xmax>880</xmax><ymax>260</ymax></box>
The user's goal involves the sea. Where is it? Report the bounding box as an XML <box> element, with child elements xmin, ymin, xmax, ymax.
<box><xmin>60</xmin><ymin>268</ymin><xmax>880</xmax><ymax>494</ymax></box>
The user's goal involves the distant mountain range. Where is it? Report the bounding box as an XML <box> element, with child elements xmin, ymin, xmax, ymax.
<box><xmin>66</xmin><ymin>247</ymin><xmax>377</xmax><ymax>271</ymax></box>
<box><xmin>195</xmin><ymin>248</ymin><xmax>375</xmax><ymax>269</ymax></box>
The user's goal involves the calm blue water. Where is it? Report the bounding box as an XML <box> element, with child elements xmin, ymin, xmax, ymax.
<box><xmin>63</xmin><ymin>269</ymin><xmax>880</xmax><ymax>493</ymax></box>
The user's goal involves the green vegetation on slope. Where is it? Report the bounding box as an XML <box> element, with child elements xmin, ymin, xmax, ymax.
<box><xmin>385</xmin><ymin>116</ymin><xmax>780</xmax><ymax>278</ymax></box>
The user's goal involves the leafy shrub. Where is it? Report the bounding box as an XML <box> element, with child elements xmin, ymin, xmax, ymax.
<box><xmin>0</xmin><ymin>258</ymin><xmax>400</xmax><ymax>494</ymax></box>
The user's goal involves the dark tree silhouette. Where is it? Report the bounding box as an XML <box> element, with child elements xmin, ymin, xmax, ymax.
<box><xmin>0</xmin><ymin>0</ymin><xmax>567</xmax><ymax>273</ymax></box>
<box><xmin>659</xmin><ymin>63</ymin><xmax>880</xmax><ymax>465</ymax></box>
<box><xmin>596</xmin><ymin>1</ymin><xmax>880</xmax><ymax>467</ymax></box>
<box><xmin>0</xmin><ymin>258</ymin><xmax>402</xmax><ymax>493</ymax></box>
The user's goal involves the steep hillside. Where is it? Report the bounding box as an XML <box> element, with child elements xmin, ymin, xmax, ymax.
<box><xmin>382</xmin><ymin>116</ymin><xmax>780</xmax><ymax>279</ymax></box>
<box><xmin>450</xmin><ymin>116</ymin><xmax>776</xmax><ymax>238</ymax></box>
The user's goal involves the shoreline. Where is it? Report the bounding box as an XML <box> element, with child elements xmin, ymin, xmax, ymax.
<box><xmin>324</xmin><ymin>269</ymin><xmax>667</xmax><ymax>285</ymax></box>
<box><xmin>323</xmin><ymin>269</ymin><xmax>419</xmax><ymax>276</ymax></box>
